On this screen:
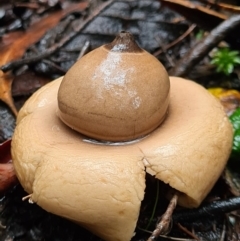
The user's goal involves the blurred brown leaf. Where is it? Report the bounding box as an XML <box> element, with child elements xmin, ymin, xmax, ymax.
<box><xmin>12</xmin><ymin>71</ymin><xmax>51</xmax><ymax>97</ymax></box>
<box><xmin>208</xmin><ymin>88</ymin><xmax>240</xmax><ymax>116</ymax></box>
<box><xmin>0</xmin><ymin>1</ymin><xmax>88</xmax><ymax>116</ymax></box>
<box><xmin>0</xmin><ymin>139</ymin><xmax>11</xmax><ymax>164</ymax></box>
<box><xmin>0</xmin><ymin>139</ymin><xmax>17</xmax><ymax>193</ymax></box>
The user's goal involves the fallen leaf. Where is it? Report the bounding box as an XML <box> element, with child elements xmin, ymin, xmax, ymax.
<box><xmin>0</xmin><ymin>32</ymin><xmax>25</xmax><ymax>50</ymax></box>
<box><xmin>12</xmin><ymin>71</ymin><xmax>51</xmax><ymax>97</ymax></box>
<box><xmin>0</xmin><ymin>139</ymin><xmax>12</xmax><ymax>164</ymax></box>
<box><xmin>0</xmin><ymin>1</ymin><xmax>88</xmax><ymax>116</ymax></box>
<box><xmin>0</xmin><ymin>72</ymin><xmax>17</xmax><ymax>116</ymax></box>
<box><xmin>0</xmin><ymin>2</ymin><xmax>88</xmax><ymax>65</ymax></box>
<box><xmin>0</xmin><ymin>139</ymin><xmax>18</xmax><ymax>193</ymax></box>
<box><xmin>208</xmin><ymin>88</ymin><xmax>240</xmax><ymax>115</ymax></box>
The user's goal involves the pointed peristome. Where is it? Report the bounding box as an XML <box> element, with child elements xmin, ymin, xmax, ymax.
<box><xmin>104</xmin><ymin>31</ymin><xmax>143</xmax><ymax>53</ymax></box>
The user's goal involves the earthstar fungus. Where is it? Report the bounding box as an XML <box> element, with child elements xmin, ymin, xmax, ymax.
<box><xmin>11</xmin><ymin>32</ymin><xmax>233</xmax><ymax>241</ymax></box>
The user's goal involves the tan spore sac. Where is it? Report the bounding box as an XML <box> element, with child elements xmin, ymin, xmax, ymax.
<box><xmin>57</xmin><ymin>33</ymin><xmax>170</xmax><ymax>142</ymax></box>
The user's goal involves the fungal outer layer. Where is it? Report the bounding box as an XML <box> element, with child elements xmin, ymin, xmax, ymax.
<box><xmin>11</xmin><ymin>76</ymin><xmax>233</xmax><ymax>241</ymax></box>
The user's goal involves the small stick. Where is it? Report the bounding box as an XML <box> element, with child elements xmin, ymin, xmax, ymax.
<box><xmin>77</xmin><ymin>41</ymin><xmax>90</xmax><ymax>60</ymax></box>
<box><xmin>147</xmin><ymin>194</ymin><xmax>178</xmax><ymax>241</ymax></box>
<box><xmin>22</xmin><ymin>194</ymin><xmax>32</xmax><ymax>201</ymax></box>
<box><xmin>219</xmin><ymin>220</ymin><xmax>226</xmax><ymax>241</ymax></box>
<box><xmin>0</xmin><ymin>222</ymin><xmax>6</xmax><ymax>229</ymax></box>
<box><xmin>153</xmin><ymin>24</ymin><xmax>196</xmax><ymax>57</ymax></box>
<box><xmin>177</xmin><ymin>223</ymin><xmax>200</xmax><ymax>241</ymax></box>
<box><xmin>158</xmin><ymin>235</ymin><xmax>196</xmax><ymax>241</ymax></box>
<box><xmin>42</xmin><ymin>59</ymin><xmax>66</xmax><ymax>74</ymax></box>
<box><xmin>22</xmin><ymin>194</ymin><xmax>34</xmax><ymax>203</ymax></box>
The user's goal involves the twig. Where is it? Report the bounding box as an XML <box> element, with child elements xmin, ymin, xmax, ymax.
<box><xmin>170</xmin><ymin>14</ymin><xmax>240</xmax><ymax>77</ymax></box>
<box><xmin>22</xmin><ymin>194</ymin><xmax>32</xmax><ymax>201</ymax></box>
<box><xmin>153</xmin><ymin>24</ymin><xmax>196</xmax><ymax>57</ymax></box>
<box><xmin>0</xmin><ymin>222</ymin><xmax>6</xmax><ymax>229</ymax></box>
<box><xmin>0</xmin><ymin>0</ymin><xmax>113</xmax><ymax>72</ymax></box>
<box><xmin>177</xmin><ymin>223</ymin><xmax>200</xmax><ymax>241</ymax></box>
<box><xmin>158</xmin><ymin>236</ymin><xmax>196</xmax><ymax>241</ymax></box>
<box><xmin>173</xmin><ymin>196</ymin><xmax>240</xmax><ymax>222</ymax></box>
<box><xmin>77</xmin><ymin>41</ymin><xmax>90</xmax><ymax>59</ymax></box>
<box><xmin>219</xmin><ymin>220</ymin><xmax>226</xmax><ymax>241</ymax></box>
<box><xmin>42</xmin><ymin>59</ymin><xmax>66</xmax><ymax>74</ymax></box>
<box><xmin>147</xmin><ymin>194</ymin><xmax>178</xmax><ymax>241</ymax></box>
<box><xmin>22</xmin><ymin>194</ymin><xmax>34</xmax><ymax>203</ymax></box>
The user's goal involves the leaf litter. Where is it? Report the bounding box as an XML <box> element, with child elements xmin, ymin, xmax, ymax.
<box><xmin>0</xmin><ymin>0</ymin><xmax>240</xmax><ymax>240</ymax></box>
